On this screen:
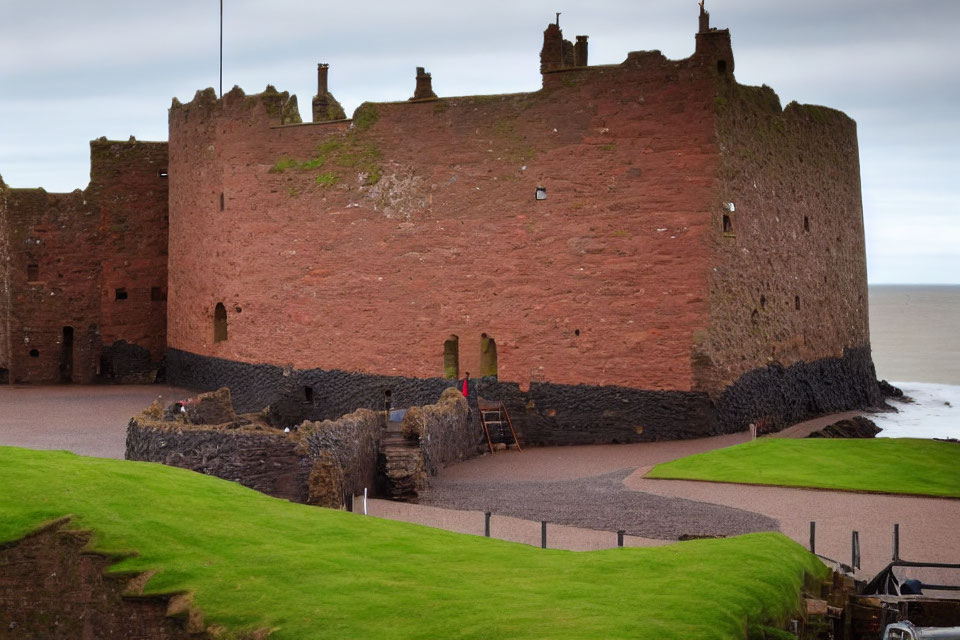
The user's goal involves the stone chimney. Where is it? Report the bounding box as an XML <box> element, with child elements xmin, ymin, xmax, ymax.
<box><xmin>312</xmin><ymin>62</ymin><xmax>346</xmax><ymax>122</ymax></box>
<box><xmin>410</xmin><ymin>67</ymin><xmax>438</xmax><ymax>101</ymax></box>
<box><xmin>318</xmin><ymin>63</ymin><xmax>329</xmax><ymax>95</ymax></box>
<box><xmin>574</xmin><ymin>35</ymin><xmax>588</xmax><ymax>66</ymax></box>
<box><xmin>540</xmin><ymin>23</ymin><xmax>564</xmax><ymax>73</ymax></box>
<box><xmin>699</xmin><ymin>0</ymin><xmax>711</xmax><ymax>33</ymax></box>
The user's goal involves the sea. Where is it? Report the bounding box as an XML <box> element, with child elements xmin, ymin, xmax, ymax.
<box><xmin>868</xmin><ymin>285</ymin><xmax>960</xmax><ymax>439</ymax></box>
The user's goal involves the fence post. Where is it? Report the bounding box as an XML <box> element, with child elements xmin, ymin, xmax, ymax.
<box><xmin>852</xmin><ymin>531</ymin><xmax>860</xmax><ymax>570</ymax></box>
<box><xmin>893</xmin><ymin>523</ymin><xmax>900</xmax><ymax>561</ymax></box>
<box><xmin>484</xmin><ymin>512</ymin><xmax>491</xmax><ymax>538</ymax></box>
<box><xmin>809</xmin><ymin>521</ymin><xmax>816</xmax><ymax>554</ymax></box>
<box><xmin>541</xmin><ymin>521</ymin><xmax>547</xmax><ymax>549</ymax></box>
<box><xmin>617</xmin><ymin>530</ymin><xmax>625</xmax><ymax>548</ymax></box>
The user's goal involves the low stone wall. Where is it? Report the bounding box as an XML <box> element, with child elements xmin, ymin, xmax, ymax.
<box><xmin>0</xmin><ymin>521</ymin><xmax>197</xmax><ymax>639</ymax></box>
<box><xmin>126</xmin><ymin>390</ymin><xmax>312</xmax><ymax>503</ymax></box>
<box><xmin>299</xmin><ymin>408</ymin><xmax>384</xmax><ymax>506</ymax></box>
<box><xmin>125</xmin><ymin>387</ymin><xmax>471</xmax><ymax>509</ymax></box>
<box><xmin>401</xmin><ymin>387</ymin><xmax>473</xmax><ymax>477</ymax></box>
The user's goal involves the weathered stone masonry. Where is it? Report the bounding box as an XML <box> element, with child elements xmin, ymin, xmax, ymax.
<box><xmin>0</xmin><ymin>139</ymin><xmax>168</xmax><ymax>384</ymax></box>
<box><xmin>164</xmin><ymin>9</ymin><xmax>879</xmax><ymax>443</ymax></box>
<box><xmin>3</xmin><ymin>8</ymin><xmax>880</xmax><ymax>442</ymax></box>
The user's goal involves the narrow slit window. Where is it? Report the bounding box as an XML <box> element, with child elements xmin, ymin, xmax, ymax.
<box><xmin>220</xmin><ymin>192</ymin><xmax>225</xmax><ymax>211</ymax></box>
<box><xmin>443</xmin><ymin>335</ymin><xmax>460</xmax><ymax>380</ymax></box>
<box><xmin>214</xmin><ymin>302</ymin><xmax>228</xmax><ymax>342</ymax></box>
<box><xmin>717</xmin><ymin>60</ymin><xmax>727</xmax><ymax>74</ymax></box>
<box><xmin>722</xmin><ymin>214</ymin><xmax>734</xmax><ymax>236</ymax></box>
<box><xmin>795</xmin><ymin>295</ymin><xmax>801</xmax><ymax>310</ymax></box>
<box><xmin>304</xmin><ymin>386</ymin><xmax>314</xmax><ymax>403</ymax></box>
<box><xmin>479</xmin><ymin>333</ymin><xmax>498</xmax><ymax>378</ymax></box>
<box><xmin>27</xmin><ymin>264</ymin><xmax>39</xmax><ymax>281</ymax></box>
<box><xmin>803</xmin><ymin>216</ymin><xmax>810</xmax><ymax>232</ymax></box>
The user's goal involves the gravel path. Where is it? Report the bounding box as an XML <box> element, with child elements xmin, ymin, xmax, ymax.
<box><xmin>420</xmin><ymin>469</ymin><xmax>778</xmax><ymax>540</ymax></box>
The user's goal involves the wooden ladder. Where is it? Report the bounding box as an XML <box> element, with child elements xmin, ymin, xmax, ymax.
<box><xmin>476</xmin><ymin>396</ymin><xmax>522</xmax><ymax>454</ymax></box>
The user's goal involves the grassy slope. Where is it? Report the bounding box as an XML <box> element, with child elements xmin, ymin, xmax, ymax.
<box><xmin>647</xmin><ymin>439</ymin><xmax>960</xmax><ymax>498</ymax></box>
<box><xmin>0</xmin><ymin>446</ymin><xmax>826</xmax><ymax>639</ymax></box>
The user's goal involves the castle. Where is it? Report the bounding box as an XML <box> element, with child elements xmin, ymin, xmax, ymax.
<box><xmin>0</xmin><ymin>7</ymin><xmax>882</xmax><ymax>444</ymax></box>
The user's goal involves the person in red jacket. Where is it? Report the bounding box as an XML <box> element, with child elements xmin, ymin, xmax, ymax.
<box><xmin>460</xmin><ymin>372</ymin><xmax>470</xmax><ymax>397</ymax></box>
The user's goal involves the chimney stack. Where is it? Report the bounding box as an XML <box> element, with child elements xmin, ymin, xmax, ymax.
<box><xmin>410</xmin><ymin>67</ymin><xmax>438</xmax><ymax>101</ymax></box>
<box><xmin>318</xmin><ymin>63</ymin><xmax>329</xmax><ymax>95</ymax></box>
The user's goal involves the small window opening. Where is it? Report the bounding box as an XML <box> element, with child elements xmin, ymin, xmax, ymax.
<box><xmin>795</xmin><ymin>295</ymin><xmax>801</xmax><ymax>310</ymax></box>
<box><xmin>115</xmin><ymin>288</ymin><xmax>128</xmax><ymax>300</ymax></box>
<box><xmin>717</xmin><ymin>60</ymin><xmax>727</xmax><ymax>74</ymax></box>
<box><xmin>803</xmin><ymin>216</ymin><xmax>810</xmax><ymax>232</ymax></box>
<box><xmin>158</xmin><ymin>169</ymin><xmax>168</xmax><ymax>178</ymax></box>
<box><xmin>751</xmin><ymin>309</ymin><xmax>759</xmax><ymax>325</ymax></box>
<box><xmin>0</xmin><ymin>367</ymin><xmax>8</xmax><ymax>384</ymax></box>
<box><xmin>535</xmin><ymin>186</ymin><xmax>547</xmax><ymax>201</ymax></box>
<box><xmin>303</xmin><ymin>386</ymin><xmax>314</xmax><ymax>403</ymax></box>
<box><xmin>722</xmin><ymin>214</ymin><xmax>734</xmax><ymax>236</ymax></box>
<box><xmin>574</xmin><ymin>329</ymin><xmax>580</xmax><ymax>336</ymax></box>
<box><xmin>479</xmin><ymin>333</ymin><xmax>498</xmax><ymax>378</ymax></box>
<box><xmin>214</xmin><ymin>302</ymin><xmax>228</xmax><ymax>342</ymax></box>
<box><xmin>60</xmin><ymin>326</ymin><xmax>74</xmax><ymax>384</ymax></box>
<box><xmin>219</xmin><ymin>192</ymin><xmax>225</xmax><ymax>211</ymax></box>
<box><xmin>27</xmin><ymin>264</ymin><xmax>39</xmax><ymax>281</ymax></box>
<box><xmin>760</xmin><ymin>295</ymin><xmax>766</xmax><ymax>310</ymax></box>
<box><xmin>443</xmin><ymin>335</ymin><xmax>460</xmax><ymax>380</ymax></box>
<box><xmin>29</xmin><ymin>349</ymin><xmax>40</xmax><ymax>358</ymax></box>
<box><xmin>151</xmin><ymin>286</ymin><xmax>166</xmax><ymax>301</ymax></box>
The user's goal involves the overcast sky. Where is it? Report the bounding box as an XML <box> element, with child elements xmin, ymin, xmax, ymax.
<box><xmin>1</xmin><ymin>0</ymin><xmax>957</xmax><ymax>283</ymax></box>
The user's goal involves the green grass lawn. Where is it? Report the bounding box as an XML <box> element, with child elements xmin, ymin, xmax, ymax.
<box><xmin>646</xmin><ymin>438</ymin><xmax>960</xmax><ymax>498</ymax></box>
<box><xmin>0</xmin><ymin>446</ymin><xmax>826</xmax><ymax>639</ymax></box>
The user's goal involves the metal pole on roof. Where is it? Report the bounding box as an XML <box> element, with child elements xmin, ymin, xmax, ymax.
<box><xmin>219</xmin><ymin>0</ymin><xmax>223</xmax><ymax>98</ymax></box>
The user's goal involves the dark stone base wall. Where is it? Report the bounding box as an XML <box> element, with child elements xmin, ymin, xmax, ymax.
<box><xmin>716</xmin><ymin>346</ymin><xmax>882</xmax><ymax>432</ymax></box>
<box><xmin>166</xmin><ymin>346</ymin><xmax>881</xmax><ymax>446</ymax></box>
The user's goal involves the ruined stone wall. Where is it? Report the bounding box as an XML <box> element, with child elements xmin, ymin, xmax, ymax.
<box><xmin>0</xmin><ymin>522</ymin><xmax>195</xmax><ymax>639</ymax></box>
<box><xmin>400</xmin><ymin>387</ymin><xmax>474</xmax><ymax>475</ymax></box>
<box><xmin>126</xmin><ymin>418</ymin><xmax>312</xmax><ymax>502</ymax></box>
<box><xmin>3</xmin><ymin>187</ymin><xmax>101</xmax><ymax>383</ymax></box>
<box><xmin>300</xmin><ymin>408</ymin><xmax>383</xmax><ymax>506</ymax></box>
<box><xmin>695</xmin><ymin>82</ymin><xmax>879</xmax><ymax>427</ymax></box>
<box><xmin>0</xmin><ymin>140</ymin><xmax>168</xmax><ymax>383</ymax></box>
<box><xmin>89</xmin><ymin>139</ymin><xmax>169</xmax><ymax>362</ymax></box>
<box><xmin>166</xmin><ymin>54</ymin><xmax>720</xmax><ymax>395</ymax></box>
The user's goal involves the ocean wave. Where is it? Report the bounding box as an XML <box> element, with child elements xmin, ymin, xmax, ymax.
<box><xmin>872</xmin><ymin>382</ymin><xmax>960</xmax><ymax>440</ymax></box>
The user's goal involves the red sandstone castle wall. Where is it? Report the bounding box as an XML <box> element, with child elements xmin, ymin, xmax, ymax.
<box><xmin>0</xmin><ymin>140</ymin><xmax>168</xmax><ymax>384</ymax></box>
<box><xmin>88</xmin><ymin>139</ymin><xmax>169</xmax><ymax>359</ymax></box>
<box><xmin>167</xmin><ymin>55</ymin><xmax>723</xmax><ymax>392</ymax></box>
<box><xmin>695</xmin><ymin>84</ymin><xmax>871</xmax><ymax>392</ymax></box>
<box><xmin>3</xmin><ymin>188</ymin><xmax>101</xmax><ymax>383</ymax></box>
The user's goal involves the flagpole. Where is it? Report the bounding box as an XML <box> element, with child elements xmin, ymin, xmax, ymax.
<box><xmin>219</xmin><ymin>0</ymin><xmax>223</xmax><ymax>97</ymax></box>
